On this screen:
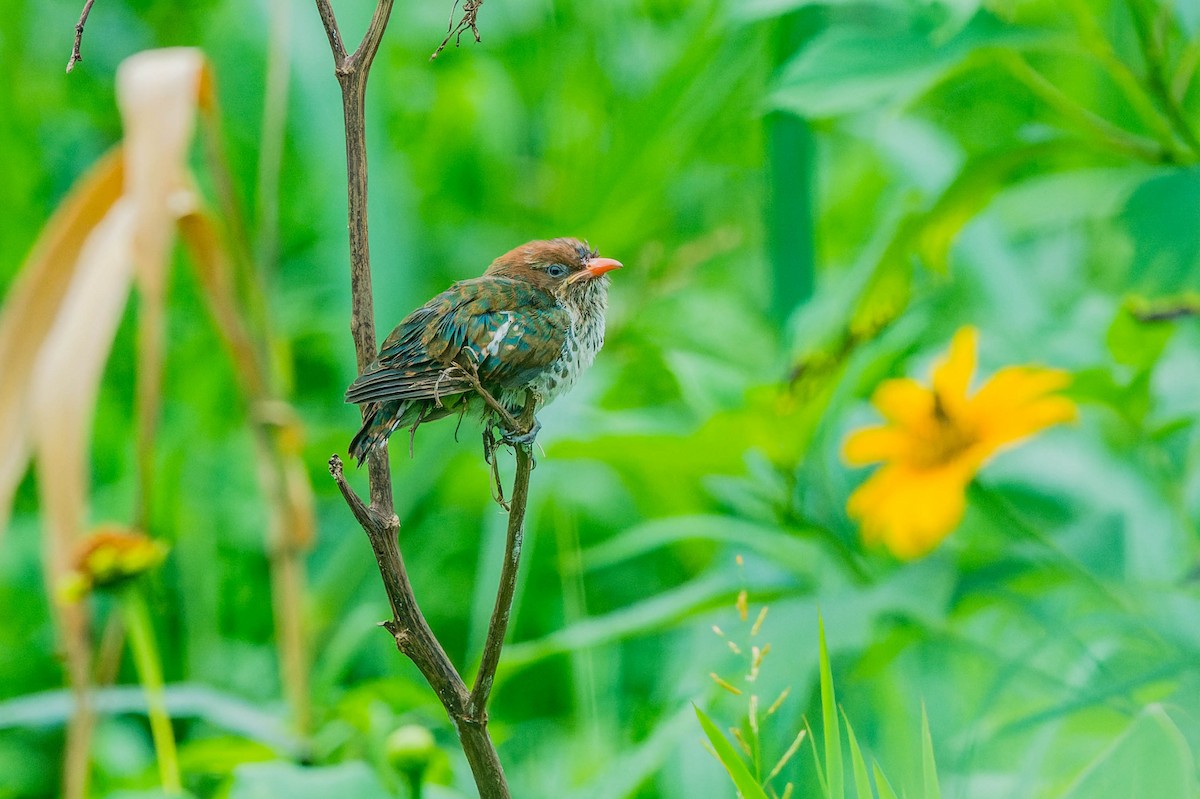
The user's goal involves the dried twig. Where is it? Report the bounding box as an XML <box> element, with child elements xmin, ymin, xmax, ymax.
<box><xmin>431</xmin><ymin>0</ymin><xmax>483</xmax><ymax>61</ymax></box>
<box><xmin>66</xmin><ymin>0</ymin><xmax>96</xmax><ymax>73</ymax></box>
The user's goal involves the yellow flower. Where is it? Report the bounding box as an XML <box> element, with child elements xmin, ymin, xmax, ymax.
<box><xmin>58</xmin><ymin>525</ymin><xmax>168</xmax><ymax>603</ymax></box>
<box><xmin>843</xmin><ymin>327</ymin><xmax>1076</xmax><ymax>559</ymax></box>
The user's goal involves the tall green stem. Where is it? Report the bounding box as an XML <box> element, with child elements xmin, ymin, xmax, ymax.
<box><xmin>120</xmin><ymin>587</ymin><xmax>181</xmax><ymax>794</ymax></box>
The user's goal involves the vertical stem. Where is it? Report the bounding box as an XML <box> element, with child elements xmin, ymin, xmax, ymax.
<box><xmin>60</xmin><ymin>603</ymin><xmax>94</xmax><ymax>799</ymax></box>
<box><xmin>256</xmin><ymin>0</ymin><xmax>292</xmax><ymax>282</ymax></box>
<box><xmin>120</xmin><ymin>587</ymin><xmax>181</xmax><ymax>794</ymax></box>
<box><xmin>336</xmin><ymin>71</ymin><xmax>394</xmax><ymax>515</ymax></box>
<box><xmin>765</xmin><ymin>11</ymin><xmax>816</xmax><ymax>328</ymax></box>
<box><xmin>469</xmin><ymin>398</ymin><xmax>536</xmax><ymax>716</ymax></box>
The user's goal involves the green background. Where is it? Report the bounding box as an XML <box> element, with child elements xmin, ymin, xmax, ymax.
<box><xmin>2</xmin><ymin>0</ymin><xmax>1200</xmax><ymax>796</ymax></box>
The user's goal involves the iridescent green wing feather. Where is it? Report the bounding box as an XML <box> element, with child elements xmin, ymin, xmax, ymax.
<box><xmin>344</xmin><ymin>277</ymin><xmax>567</xmax><ymax>405</ymax></box>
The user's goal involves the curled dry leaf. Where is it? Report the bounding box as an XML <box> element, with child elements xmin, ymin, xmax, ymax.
<box><xmin>0</xmin><ymin>46</ymin><xmax>209</xmax><ymax>545</ymax></box>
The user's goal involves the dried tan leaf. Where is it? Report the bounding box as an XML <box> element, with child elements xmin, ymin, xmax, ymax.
<box><xmin>118</xmin><ymin>49</ymin><xmax>209</xmax><ymax>525</ymax></box>
<box><xmin>0</xmin><ymin>149</ymin><xmax>123</xmax><ymax>537</ymax></box>
<box><xmin>15</xmin><ymin>52</ymin><xmax>211</xmax><ymax>797</ymax></box>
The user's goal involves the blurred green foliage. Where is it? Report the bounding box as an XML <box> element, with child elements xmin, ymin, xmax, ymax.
<box><xmin>3</xmin><ymin>0</ymin><xmax>1200</xmax><ymax>797</ymax></box>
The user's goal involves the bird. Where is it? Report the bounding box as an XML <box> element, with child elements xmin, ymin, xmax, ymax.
<box><xmin>345</xmin><ymin>237</ymin><xmax>621</xmax><ymax>465</ymax></box>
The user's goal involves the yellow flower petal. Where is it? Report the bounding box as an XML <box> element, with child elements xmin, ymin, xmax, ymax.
<box><xmin>843</xmin><ymin>426</ymin><xmax>910</xmax><ymax>466</ymax></box>
<box><xmin>871</xmin><ymin>378</ymin><xmax>935</xmax><ymax>427</ymax></box>
<box><xmin>970</xmin><ymin>367</ymin><xmax>1076</xmax><ymax>450</ymax></box>
<box><xmin>843</xmin><ymin>328</ymin><xmax>1075</xmax><ymax>559</ymax></box>
<box><xmin>847</xmin><ymin>462</ymin><xmax>972</xmax><ymax>559</ymax></box>
<box><xmin>931</xmin><ymin>326</ymin><xmax>976</xmax><ymax>417</ymax></box>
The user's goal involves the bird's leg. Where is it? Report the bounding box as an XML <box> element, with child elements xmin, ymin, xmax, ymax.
<box><xmin>408</xmin><ymin>403</ymin><xmax>432</xmax><ymax>459</ymax></box>
<box><xmin>455</xmin><ymin>352</ymin><xmax>528</xmax><ymax>436</ymax></box>
<box><xmin>481</xmin><ymin>426</ymin><xmax>509</xmax><ymax>511</ymax></box>
<box><xmin>453</xmin><ymin>401</ymin><xmax>468</xmax><ymax>443</ymax></box>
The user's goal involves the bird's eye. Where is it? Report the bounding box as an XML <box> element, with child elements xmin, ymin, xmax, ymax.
<box><xmin>546</xmin><ymin>264</ymin><xmax>568</xmax><ymax>278</ymax></box>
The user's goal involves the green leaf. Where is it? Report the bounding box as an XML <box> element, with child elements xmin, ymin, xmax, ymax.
<box><xmin>819</xmin><ymin>615</ymin><xmax>844</xmax><ymax>799</ymax></box>
<box><xmin>842</xmin><ymin>709</ymin><xmax>875</xmax><ymax>799</ymax></box>
<box><xmin>581</xmin><ymin>515</ymin><xmax>824</xmax><ymax>575</ymax></box>
<box><xmin>920</xmin><ymin>704</ymin><xmax>941</xmax><ymax>799</ymax></box>
<box><xmin>872</xmin><ymin>762</ymin><xmax>900</xmax><ymax>799</ymax></box>
<box><xmin>227</xmin><ymin>761</ymin><xmax>391</xmax><ymax>799</ymax></box>
<box><xmin>1106</xmin><ymin>306</ymin><xmax>1175</xmax><ymax>370</ymax></box>
<box><xmin>498</xmin><ymin>573</ymin><xmax>797</xmax><ymax>678</ymax></box>
<box><xmin>1059</xmin><ymin>705</ymin><xmax>1198</xmax><ymax>799</ymax></box>
<box><xmin>0</xmin><ymin>684</ymin><xmax>300</xmax><ymax>755</ymax></box>
<box><xmin>772</xmin><ymin>10</ymin><xmax>1047</xmax><ymax>118</ymax></box>
<box><xmin>1120</xmin><ymin>167</ymin><xmax>1200</xmax><ymax>292</ymax></box>
<box><xmin>694</xmin><ymin>705</ymin><xmax>770</xmax><ymax>799</ymax></box>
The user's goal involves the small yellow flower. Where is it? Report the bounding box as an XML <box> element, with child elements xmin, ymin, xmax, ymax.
<box><xmin>843</xmin><ymin>327</ymin><xmax>1076</xmax><ymax>559</ymax></box>
<box><xmin>58</xmin><ymin>526</ymin><xmax>168</xmax><ymax>602</ymax></box>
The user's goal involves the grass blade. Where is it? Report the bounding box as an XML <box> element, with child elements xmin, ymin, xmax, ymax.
<box><xmin>819</xmin><ymin>614</ymin><xmax>844</xmax><ymax>799</ymax></box>
<box><xmin>695</xmin><ymin>705</ymin><xmax>770</xmax><ymax>799</ymax></box>
<box><xmin>842</xmin><ymin>708</ymin><xmax>874</xmax><ymax>799</ymax></box>
<box><xmin>872</xmin><ymin>761</ymin><xmax>899</xmax><ymax>799</ymax></box>
<box><xmin>920</xmin><ymin>703</ymin><xmax>941</xmax><ymax>799</ymax></box>
<box><xmin>805</xmin><ymin>716</ymin><xmax>828</xmax><ymax>795</ymax></box>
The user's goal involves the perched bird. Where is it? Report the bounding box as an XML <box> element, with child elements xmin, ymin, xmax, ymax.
<box><xmin>346</xmin><ymin>238</ymin><xmax>621</xmax><ymax>464</ymax></box>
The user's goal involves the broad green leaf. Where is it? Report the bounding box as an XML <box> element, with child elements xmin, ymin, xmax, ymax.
<box><xmin>772</xmin><ymin>10</ymin><xmax>1048</xmax><ymax>118</ymax></box>
<box><xmin>694</xmin><ymin>705</ymin><xmax>770</xmax><ymax>799</ymax></box>
<box><xmin>989</xmin><ymin>166</ymin><xmax>1162</xmax><ymax>235</ymax></box>
<box><xmin>0</xmin><ymin>684</ymin><xmax>300</xmax><ymax>755</ymax></box>
<box><xmin>228</xmin><ymin>761</ymin><xmax>391</xmax><ymax>799</ymax></box>
<box><xmin>915</xmin><ymin>141</ymin><xmax>1079</xmax><ymax>273</ymax></box>
<box><xmin>920</xmin><ymin>704</ymin><xmax>941</xmax><ymax>799</ymax></box>
<box><xmin>819</xmin><ymin>616</ymin><xmax>844</xmax><ymax>799</ymax></box>
<box><xmin>1059</xmin><ymin>705</ymin><xmax>1198</xmax><ymax>799</ymax></box>
<box><xmin>1120</xmin><ymin>167</ymin><xmax>1200</xmax><ymax>292</ymax></box>
<box><xmin>733</xmin><ymin>0</ymin><xmax>867</xmax><ymax>21</ymax></box>
<box><xmin>842</xmin><ymin>709</ymin><xmax>875</xmax><ymax>799</ymax></box>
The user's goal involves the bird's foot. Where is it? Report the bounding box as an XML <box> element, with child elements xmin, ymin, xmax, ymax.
<box><xmin>501</xmin><ymin>418</ymin><xmax>540</xmax><ymax>447</ymax></box>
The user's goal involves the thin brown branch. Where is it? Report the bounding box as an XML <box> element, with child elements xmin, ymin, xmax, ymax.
<box><xmin>469</xmin><ymin>393</ymin><xmax>536</xmax><ymax>716</ymax></box>
<box><xmin>431</xmin><ymin>0</ymin><xmax>483</xmax><ymax>61</ymax></box>
<box><xmin>65</xmin><ymin>0</ymin><xmax>96</xmax><ymax>73</ymax></box>
<box><xmin>314</xmin><ymin>0</ymin><xmax>347</xmax><ymax>65</ymax></box>
<box><xmin>315</xmin><ymin>1</ymin><xmax>514</xmax><ymax>794</ymax></box>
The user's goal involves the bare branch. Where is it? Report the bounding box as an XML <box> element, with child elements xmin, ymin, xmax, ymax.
<box><xmin>431</xmin><ymin>0</ymin><xmax>483</xmax><ymax>61</ymax></box>
<box><xmin>313</xmin><ymin>0</ymin><xmax>347</xmax><ymax>65</ymax></box>
<box><xmin>65</xmin><ymin>0</ymin><xmax>97</xmax><ymax>74</ymax></box>
<box><xmin>469</xmin><ymin>392</ymin><xmax>537</xmax><ymax>716</ymax></box>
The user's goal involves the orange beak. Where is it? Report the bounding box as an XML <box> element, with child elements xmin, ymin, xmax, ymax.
<box><xmin>583</xmin><ymin>257</ymin><xmax>623</xmax><ymax>279</ymax></box>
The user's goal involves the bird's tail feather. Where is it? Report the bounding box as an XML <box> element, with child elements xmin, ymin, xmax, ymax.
<box><xmin>349</xmin><ymin>402</ymin><xmax>405</xmax><ymax>466</ymax></box>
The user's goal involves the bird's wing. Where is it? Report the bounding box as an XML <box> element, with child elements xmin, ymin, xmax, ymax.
<box><xmin>344</xmin><ymin>277</ymin><xmax>568</xmax><ymax>405</ymax></box>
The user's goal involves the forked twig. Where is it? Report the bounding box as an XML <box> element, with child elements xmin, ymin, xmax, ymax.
<box><xmin>316</xmin><ymin>0</ymin><xmax>515</xmax><ymax>794</ymax></box>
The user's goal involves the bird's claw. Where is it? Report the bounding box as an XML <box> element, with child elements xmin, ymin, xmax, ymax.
<box><xmin>501</xmin><ymin>418</ymin><xmax>540</xmax><ymax>447</ymax></box>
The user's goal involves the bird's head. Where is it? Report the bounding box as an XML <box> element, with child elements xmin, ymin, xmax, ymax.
<box><xmin>485</xmin><ymin>238</ymin><xmax>622</xmax><ymax>299</ymax></box>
